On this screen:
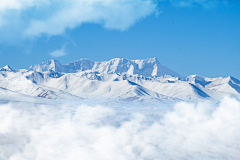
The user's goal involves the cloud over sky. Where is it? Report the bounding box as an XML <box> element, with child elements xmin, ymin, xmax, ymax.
<box><xmin>49</xmin><ymin>45</ymin><xmax>67</xmax><ymax>57</ymax></box>
<box><xmin>0</xmin><ymin>0</ymin><xmax>157</xmax><ymax>42</ymax></box>
<box><xmin>0</xmin><ymin>0</ymin><xmax>223</xmax><ymax>44</ymax></box>
<box><xmin>0</xmin><ymin>97</ymin><xmax>239</xmax><ymax>160</ymax></box>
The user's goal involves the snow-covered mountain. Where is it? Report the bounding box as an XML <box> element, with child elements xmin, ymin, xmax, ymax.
<box><xmin>29</xmin><ymin>58</ymin><xmax>181</xmax><ymax>78</ymax></box>
<box><xmin>0</xmin><ymin>58</ymin><xmax>239</xmax><ymax>103</ymax></box>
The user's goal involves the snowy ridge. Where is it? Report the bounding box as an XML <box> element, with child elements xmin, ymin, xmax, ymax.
<box><xmin>0</xmin><ymin>58</ymin><xmax>240</xmax><ymax>103</ymax></box>
<box><xmin>29</xmin><ymin>58</ymin><xmax>181</xmax><ymax>78</ymax></box>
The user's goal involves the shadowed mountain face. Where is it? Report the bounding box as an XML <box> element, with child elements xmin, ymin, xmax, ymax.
<box><xmin>228</xmin><ymin>76</ymin><xmax>240</xmax><ymax>93</ymax></box>
<box><xmin>0</xmin><ymin>58</ymin><xmax>239</xmax><ymax>103</ymax></box>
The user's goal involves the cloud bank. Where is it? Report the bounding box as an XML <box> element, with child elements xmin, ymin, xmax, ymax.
<box><xmin>0</xmin><ymin>97</ymin><xmax>239</xmax><ymax>160</ymax></box>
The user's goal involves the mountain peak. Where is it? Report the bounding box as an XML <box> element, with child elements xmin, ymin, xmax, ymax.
<box><xmin>75</xmin><ymin>58</ymin><xmax>92</xmax><ymax>62</ymax></box>
<box><xmin>147</xmin><ymin>57</ymin><xmax>158</xmax><ymax>62</ymax></box>
<box><xmin>51</xmin><ymin>59</ymin><xmax>57</xmax><ymax>62</ymax></box>
<box><xmin>46</xmin><ymin>59</ymin><xmax>59</xmax><ymax>64</ymax></box>
<box><xmin>0</xmin><ymin>65</ymin><xmax>13</xmax><ymax>71</ymax></box>
<box><xmin>29</xmin><ymin>59</ymin><xmax>63</xmax><ymax>72</ymax></box>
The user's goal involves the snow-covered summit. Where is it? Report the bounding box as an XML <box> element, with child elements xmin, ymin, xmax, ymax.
<box><xmin>28</xmin><ymin>58</ymin><xmax>181</xmax><ymax>78</ymax></box>
<box><xmin>29</xmin><ymin>59</ymin><xmax>63</xmax><ymax>72</ymax></box>
<box><xmin>0</xmin><ymin>65</ymin><xmax>13</xmax><ymax>72</ymax></box>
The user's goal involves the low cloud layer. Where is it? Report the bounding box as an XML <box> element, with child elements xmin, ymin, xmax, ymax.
<box><xmin>0</xmin><ymin>97</ymin><xmax>239</xmax><ymax>160</ymax></box>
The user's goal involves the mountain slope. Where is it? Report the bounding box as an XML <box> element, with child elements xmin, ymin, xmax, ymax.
<box><xmin>0</xmin><ymin>69</ymin><xmax>82</xmax><ymax>100</ymax></box>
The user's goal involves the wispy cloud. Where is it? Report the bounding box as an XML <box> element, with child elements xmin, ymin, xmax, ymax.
<box><xmin>49</xmin><ymin>45</ymin><xmax>67</xmax><ymax>57</ymax></box>
<box><xmin>0</xmin><ymin>97</ymin><xmax>239</xmax><ymax>159</ymax></box>
<box><xmin>169</xmin><ymin>0</ymin><xmax>222</xmax><ymax>9</ymax></box>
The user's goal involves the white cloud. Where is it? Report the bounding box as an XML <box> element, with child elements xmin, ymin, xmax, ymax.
<box><xmin>25</xmin><ymin>0</ymin><xmax>157</xmax><ymax>37</ymax></box>
<box><xmin>49</xmin><ymin>45</ymin><xmax>67</xmax><ymax>57</ymax></box>
<box><xmin>0</xmin><ymin>0</ymin><xmax>157</xmax><ymax>42</ymax></box>
<box><xmin>0</xmin><ymin>0</ymin><xmax>225</xmax><ymax>44</ymax></box>
<box><xmin>0</xmin><ymin>97</ymin><xmax>239</xmax><ymax>159</ymax></box>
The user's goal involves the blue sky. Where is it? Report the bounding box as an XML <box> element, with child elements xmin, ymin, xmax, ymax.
<box><xmin>0</xmin><ymin>0</ymin><xmax>239</xmax><ymax>79</ymax></box>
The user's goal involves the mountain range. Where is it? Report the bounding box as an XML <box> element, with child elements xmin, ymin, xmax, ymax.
<box><xmin>0</xmin><ymin>58</ymin><xmax>239</xmax><ymax>104</ymax></box>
